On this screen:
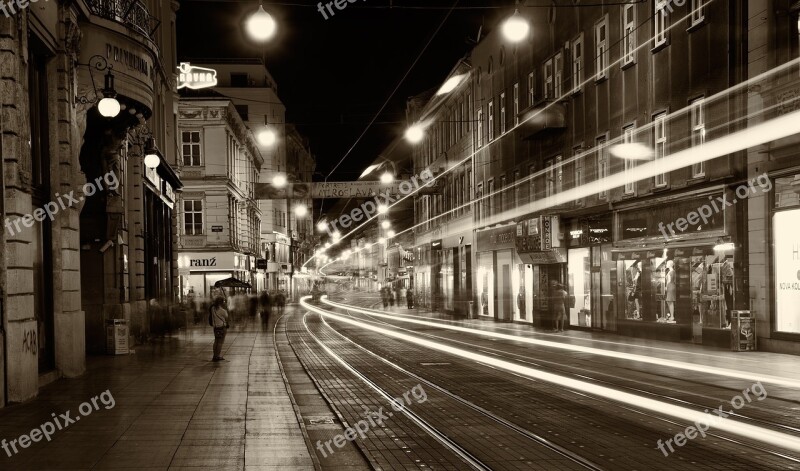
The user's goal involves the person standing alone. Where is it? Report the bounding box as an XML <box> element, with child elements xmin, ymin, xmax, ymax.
<box><xmin>210</xmin><ymin>297</ymin><xmax>229</xmax><ymax>362</ymax></box>
<box><xmin>551</xmin><ymin>283</ymin><xmax>568</xmax><ymax>332</ymax></box>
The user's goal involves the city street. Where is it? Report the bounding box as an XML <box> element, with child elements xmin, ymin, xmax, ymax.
<box><xmin>3</xmin><ymin>0</ymin><xmax>800</xmax><ymax>469</ymax></box>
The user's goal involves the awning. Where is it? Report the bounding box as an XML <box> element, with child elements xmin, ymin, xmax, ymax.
<box><xmin>518</xmin><ymin>248</ymin><xmax>567</xmax><ymax>264</ymax></box>
<box><xmin>214</xmin><ymin>277</ymin><xmax>252</xmax><ymax>289</ymax></box>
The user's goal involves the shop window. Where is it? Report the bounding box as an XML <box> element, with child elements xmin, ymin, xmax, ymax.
<box><xmin>182</xmin><ymin>131</ymin><xmax>202</xmax><ymax>166</ymax></box>
<box><xmin>595</xmin><ymin>16</ymin><xmax>609</xmax><ymax>80</ymax></box>
<box><xmin>622</xmin><ymin>4</ymin><xmax>637</xmax><ymax>66</ymax></box>
<box><xmin>184</xmin><ymin>199</ymin><xmax>204</xmax><ymax>235</ymax></box>
<box><xmin>690</xmin><ymin>98</ymin><xmax>706</xmax><ymax>177</ymax></box>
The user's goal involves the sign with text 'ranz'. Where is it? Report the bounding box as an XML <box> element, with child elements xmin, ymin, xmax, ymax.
<box><xmin>255</xmin><ymin>182</ymin><xmax>404</xmax><ymax>199</ymax></box>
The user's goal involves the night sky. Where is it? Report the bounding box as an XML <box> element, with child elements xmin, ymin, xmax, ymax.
<box><xmin>177</xmin><ymin>0</ymin><xmax>512</xmax><ymax>182</ymax></box>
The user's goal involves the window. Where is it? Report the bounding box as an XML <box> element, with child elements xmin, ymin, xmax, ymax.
<box><xmin>477</xmin><ymin>107</ymin><xmax>484</xmax><ymax>148</ymax></box>
<box><xmin>181</xmin><ymin>131</ymin><xmax>201</xmax><ymax>166</ymax></box>
<box><xmin>544</xmin><ymin>59</ymin><xmax>554</xmax><ymax>99</ymax></box>
<box><xmin>528</xmin><ymin>72</ymin><xmax>535</xmax><ymax>106</ymax></box>
<box><xmin>546</xmin><ymin>159</ymin><xmax>555</xmax><ymax>197</ymax></box>
<box><xmin>488</xmin><ymin>100</ymin><xmax>495</xmax><ymax>141</ymax></box>
<box><xmin>623</xmin><ymin>125</ymin><xmax>636</xmax><ymax>194</ymax></box>
<box><xmin>486</xmin><ymin>179</ymin><xmax>495</xmax><ymax>216</ymax></box>
<box><xmin>622</xmin><ymin>4</ymin><xmax>637</xmax><ymax>66</ymax></box>
<box><xmin>574</xmin><ymin>147</ymin><xmax>584</xmax><ymax>206</ymax></box>
<box><xmin>513</xmin><ymin>83</ymin><xmax>520</xmax><ymax>125</ymax></box>
<box><xmin>654</xmin><ymin>113</ymin><xmax>667</xmax><ymax>187</ymax></box>
<box><xmin>555</xmin><ymin>155</ymin><xmax>563</xmax><ymax>194</ymax></box>
<box><xmin>529</xmin><ymin>166</ymin><xmax>536</xmax><ymax>202</ymax></box>
<box><xmin>597</xmin><ymin>135</ymin><xmax>609</xmax><ymax>199</ymax></box>
<box><xmin>572</xmin><ymin>34</ymin><xmax>584</xmax><ymax>92</ymax></box>
<box><xmin>184</xmin><ymin>200</ymin><xmax>203</xmax><ymax>235</ymax></box>
<box><xmin>500</xmin><ymin>175</ymin><xmax>507</xmax><ymax>212</ymax></box>
<box><xmin>476</xmin><ymin>183</ymin><xmax>483</xmax><ymax>221</ymax></box>
<box><xmin>690</xmin><ymin>0</ymin><xmax>704</xmax><ymax>26</ymax></box>
<box><xmin>554</xmin><ymin>52</ymin><xmax>563</xmax><ymax>98</ymax></box>
<box><xmin>500</xmin><ymin>92</ymin><xmax>507</xmax><ymax>134</ymax></box>
<box><xmin>514</xmin><ymin>170</ymin><xmax>521</xmax><ymax>208</ymax></box>
<box><xmin>654</xmin><ymin>0</ymin><xmax>668</xmax><ymax>48</ymax></box>
<box><xmin>595</xmin><ymin>17</ymin><xmax>609</xmax><ymax>80</ymax></box>
<box><xmin>458</xmin><ymin>99</ymin><xmax>464</xmax><ymax>137</ymax></box>
<box><xmin>691</xmin><ymin>98</ymin><xmax>706</xmax><ymax>177</ymax></box>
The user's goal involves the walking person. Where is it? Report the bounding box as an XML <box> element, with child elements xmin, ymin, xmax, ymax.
<box><xmin>381</xmin><ymin>287</ymin><xmax>389</xmax><ymax>309</ymax></box>
<box><xmin>551</xmin><ymin>282</ymin><xmax>568</xmax><ymax>332</ymax></box>
<box><xmin>210</xmin><ymin>297</ymin><xmax>229</xmax><ymax>362</ymax></box>
<box><xmin>406</xmin><ymin>287</ymin><xmax>414</xmax><ymax>309</ymax></box>
<box><xmin>388</xmin><ymin>287</ymin><xmax>395</xmax><ymax>307</ymax></box>
<box><xmin>276</xmin><ymin>290</ymin><xmax>286</xmax><ymax>314</ymax></box>
<box><xmin>259</xmin><ymin>290</ymin><xmax>271</xmax><ymax>325</ymax></box>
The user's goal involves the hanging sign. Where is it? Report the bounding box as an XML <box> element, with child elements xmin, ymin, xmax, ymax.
<box><xmin>177</xmin><ymin>63</ymin><xmax>218</xmax><ymax>90</ymax></box>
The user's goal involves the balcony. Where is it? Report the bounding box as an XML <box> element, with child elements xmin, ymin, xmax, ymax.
<box><xmin>518</xmin><ymin>99</ymin><xmax>566</xmax><ymax>140</ymax></box>
<box><xmin>87</xmin><ymin>0</ymin><xmax>160</xmax><ymax>39</ymax></box>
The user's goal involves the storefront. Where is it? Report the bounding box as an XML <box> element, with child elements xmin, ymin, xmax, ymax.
<box><xmin>516</xmin><ymin>215</ymin><xmax>567</xmax><ymax>327</ymax></box>
<box><xmin>179</xmin><ymin>252</ymin><xmax>251</xmax><ymax>299</ymax></box>
<box><xmin>440</xmin><ymin>233</ymin><xmax>473</xmax><ymax>316</ymax></box>
<box><xmin>611</xmin><ymin>192</ymin><xmax>738</xmax><ymax>344</ymax></box>
<box><xmin>476</xmin><ymin>225</ymin><xmax>519</xmax><ymax>321</ymax></box>
<box><xmin>772</xmin><ymin>174</ymin><xmax>800</xmax><ymax>337</ymax></box>
<box><xmin>563</xmin><ymin>217</ymin><xmax>613</xmax><ymax>330</ymax></box>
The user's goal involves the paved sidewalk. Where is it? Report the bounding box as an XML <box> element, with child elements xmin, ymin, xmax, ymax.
<box><xmin>0</xmin><ymin>311</ymin><xmax>315</xmax><ymax>470</ymax></box>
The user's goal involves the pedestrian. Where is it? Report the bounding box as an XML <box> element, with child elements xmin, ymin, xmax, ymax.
<box><xmin>259</xmin><ymin>290</ymin><xmax>271</xmax><ymax>324</ymax></box>
<box><xmin>388</xmin><ymin>287</ymin><xmax>395</xmax><ymax>307</ymax></box>
<box><xmin>406</xmin><ymin>287</ymin><xmax>414</xmax><ymax>309</ymax></box>
<box><xmin>209</xmin><ymin>297</ymin><xmax>229</xmax><ymax>362</ymax></box>
<box><xmin>551</xmin><ymin>283</ymin><xmax>568</xmax><ymax>332</ymax></box>
<box><xmin>381</xmin><ymin>287</ymin><xmax>389</xmax><ymax>309</ymax></box>
<box><xmin>276</xmin><ymin>290</ymin><xmax>286</xmax><ymax>314</ymax></box>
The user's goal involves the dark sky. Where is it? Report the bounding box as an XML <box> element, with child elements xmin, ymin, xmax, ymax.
<box><xmin>177</xmin><ymin>0</ymin><xmax>510</xmax><ymax>182</ymax></box>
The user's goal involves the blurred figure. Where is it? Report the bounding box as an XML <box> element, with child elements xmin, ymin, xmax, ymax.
<box><xmin>210</xmin><ymin>297</ymin><xmax>229</xmax><ymax>362</ymax></box>
<box><xmin>406</xmin><ymin>287</ymin><xmax>414</xmax><ymax>309</ymax></box>
<box><xmin>551</xmin><ymin>282</ymin><xmax>569</xmax><ymax>332</ymax></box>
<box><xmin>388</xmin><ymin>287</ymin><xmax>395</xmax><ymax>307</ymax></box>
<box><xmin>259</xmin><ymin>290</ymin><xmax>271</xmax><ymax>324</ymax></box>
<box><xmin>187</xmin><ymin>288</ymin><xmax>199</xmax><ymax>325</ymax></box>
<box><xmin>381</xmin><ymin>287</ymin><xmax>389</xmax><ymax>309</ymax></box>
<box><xmin>276</xmin><ymin>290</ymin><xmax>286</xmax><ymax>314</ymax></box>
<box><xmin>249</xmin><ymin>295</ymin><xmax>259</xmax><ymax>318</ymax></box>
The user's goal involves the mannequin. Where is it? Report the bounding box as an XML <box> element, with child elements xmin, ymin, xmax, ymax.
<box><xmin>665</xmin><ymin>260</ymin><xmax>676</xmax><ymax>321</ymax></box>
<box><xmin>627</xmin><ymin>261</ymin><xmax>642</xmax><ymax>319</ymax></box>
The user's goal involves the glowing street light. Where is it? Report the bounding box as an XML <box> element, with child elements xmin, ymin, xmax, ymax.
<box><xmin>325</xmin><ymin>242</ymin><xmax>332</xmax><ymax>248</ymax></box>
<box><xmin>377</xmin><ymin>204</ymin><xmax>389</xmax><ymax>214</ymax></box>
<box><xmin>97</xmin><ymin>70</ymin><xmax>121</xmax><ymax>118</ymax></box>
<box><xmin>332</xmin><ymin>231</ymin><xmax>341</xmax><ymax>241</ymax></box>
<box><xmin>246</xmin><ymin>3</ymin><xmax>277</xmax><ymax>42</ymax></box>
<box><xmin>502</xmin><ymin>9</ymin><xmax>530</xmax><ymax>43</ymax></box>
<box><xmin>405</xmin><ymin>124</ymin><xmax>425</xmax><ymax>144</ymax></box>
<box><xmin>272</xmin><ymin>174</ymin><xmax>288</xmax><ymax>188</ymax></box>
<box><xmin>317</xmin><ymin>220</ymin><xmax>328</xmax><ymax>232</ymax></box>
<box><xmin>294</xmin><ymin>205</ymin><xmax>308</xmax><ymax>217</ymax></box>
<box><xmin>378</xmin><ymin>237</ymin><xmax>387</xmax><ymax>244</ymax></box>
<box><xmin>387</xmin><ymin>230</ymin><xmax>396</xmax><ymax>238</ymax></box>
<box><xmin>257</xmin><ymin>128</ymin><xmax>277</xmax><ymax>147</ymax></box>
<box><xmin>381</xmin><ymin>220</ymin><xmax>391</xmax><ymax>229</ymax></box>
<box><xmin>380</xmin><ymin>171</ymin><xmax>394</xmax><ymax>185</ymax></box>
<box><xmin>436</xmin><ymin>74</ymin><xmax>466</xmax><ymax>96</ymax></box>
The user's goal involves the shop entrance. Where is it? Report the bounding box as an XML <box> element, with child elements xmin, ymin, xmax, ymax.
<box><xmin>497</xmin><ymin>250</ymin><xmax>514</xmax><ymax>321</ymax></box>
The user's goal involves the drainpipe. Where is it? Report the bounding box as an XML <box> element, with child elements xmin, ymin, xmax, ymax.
<box><xmin>1</xmin><ymin>70</ymin><xmax>7</xmax><ymax>407</ymax></box>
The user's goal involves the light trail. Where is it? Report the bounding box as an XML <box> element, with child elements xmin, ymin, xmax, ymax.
<box><xmin>302</xmin><ymin>297</ymin><xmax>800</xmax><ymax>455</ymax></box>
<box><xmin>321</xmin><ymin>297</ymin><xmax>800</xmax><ymax>390</ymax></box>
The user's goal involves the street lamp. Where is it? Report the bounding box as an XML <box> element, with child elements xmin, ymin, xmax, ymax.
<box><xmin>436</xmin><ymin>74</ymin><xmax>466</xmax><ymax>96</ymax></box>
<box><xmin>405</xmin><ymin>124</ymin><xmax>425</xmax><ymax>144</ymax></box>
<box><xmin>317</xmin><ymin>220</ymin><xmax>328</xmax><ymax>232</ymax></box>
<box><xmin>272</xmin><ymin>174</ymin><xmax>288</xmax><ymax>188</ymax></box>
<box><xmin>387</xmin><ymin>230</ymin><xmax>396</xmax><ymax>238</ymax></box>
<box><xmin>247</xmin><ymin>2</ymin><xmax>277</xmax><ymax>42</ymax></box>
<box><xmin>380</xmin><ymin>171</ymin><xmax>394</xmax><ymax>185</ymax></box>
<box><xmin>257</xmin><ymin>127</ymin><xmax>277</xmax><ymax>147</ymax></box>
<box><xmin>377</xmin><ymin>204</ymin><xmax>389</xmax><ymax>214</ymax></box>
<box><xmin>378</xmin><ymin>237</ymin><xmax>387</xmax><ymax>244</ymax></box>
<box><xmin>294</xmin><ymin>205</ymin><xmax>308</xmax><ymax>217</ymax></box>
<box><xmin>502</xmin><ymin>9</ymin><xmax>530</xmax><ymax>43</ymax></box>
<box><xmin>143</xmin><ymin>138</ymin><xmax>160</xmax><ymax>169</ymax></box>
<box><xmin>381</xmin><ymin>220</ymin><xmax>391</xmax><ymax>230</ymax></box>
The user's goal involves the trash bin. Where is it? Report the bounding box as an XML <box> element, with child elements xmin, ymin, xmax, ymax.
<box><xmin>731</xmin><ymin>310</ymin><xmax>756</xmax><ymax>351</ymax></box>
<box><xmin>106</xmin><ymin>319</ymin><xmax>130</xmax><ymax>355</ymax></box>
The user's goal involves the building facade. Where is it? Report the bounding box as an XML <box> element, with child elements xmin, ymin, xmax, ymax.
<box><xmin>176</xmin><ymin>98</ymin><xmax>263</xmax><ymax>299</ymax></box>
<box><xmin>1</xmin><ymin>0</ymin><xmax>181</xmax><ymax>404</ymax></box>
<box><xmin>745</xmin><ymin>0</ymin><xmax>800</xmax><ymax>354</ymax></box>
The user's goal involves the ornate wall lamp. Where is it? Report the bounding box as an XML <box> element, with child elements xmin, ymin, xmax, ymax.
<box><xmin>75</xmin><ymin>55</ymin><xmax>121</xmax><ymax>118</ymax></box>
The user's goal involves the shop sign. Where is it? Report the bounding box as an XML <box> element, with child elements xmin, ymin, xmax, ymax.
<box><xmin>477</xmin><ymin>226</ymin><xmax>517</xmax><ymax>251</ymax></box>
<box><xmin>211</xmin><ymin>226</ymin><xmax>223</xmax><ymax>233</ymax></box>
<box><xmin>774</xmin><ymin>209</ymin><xmax>800</xmax><ymax>333</ymax></box>
<box><xmin>256</xmin><ymin>259</ymin><xmax>268</xmax><ymax>270</ymax></box>
<box><xmin>177</xmin><ymin>63</ymin><xmax>218</xmax><ymax>90</ymax></box>
<box><xmin>431</xmin><ymin>240</ymin><xmax>442</xmax><ymax>250</ymax></box>
<box><xmin>182</xmin><ymin>252</ymin><xmax>237</xmax><ymax>271</ymax></box>
<box><xmin>542</xmin><ymin>217</ymin><xmax>553</xmax><ymax>249</ymax></box>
